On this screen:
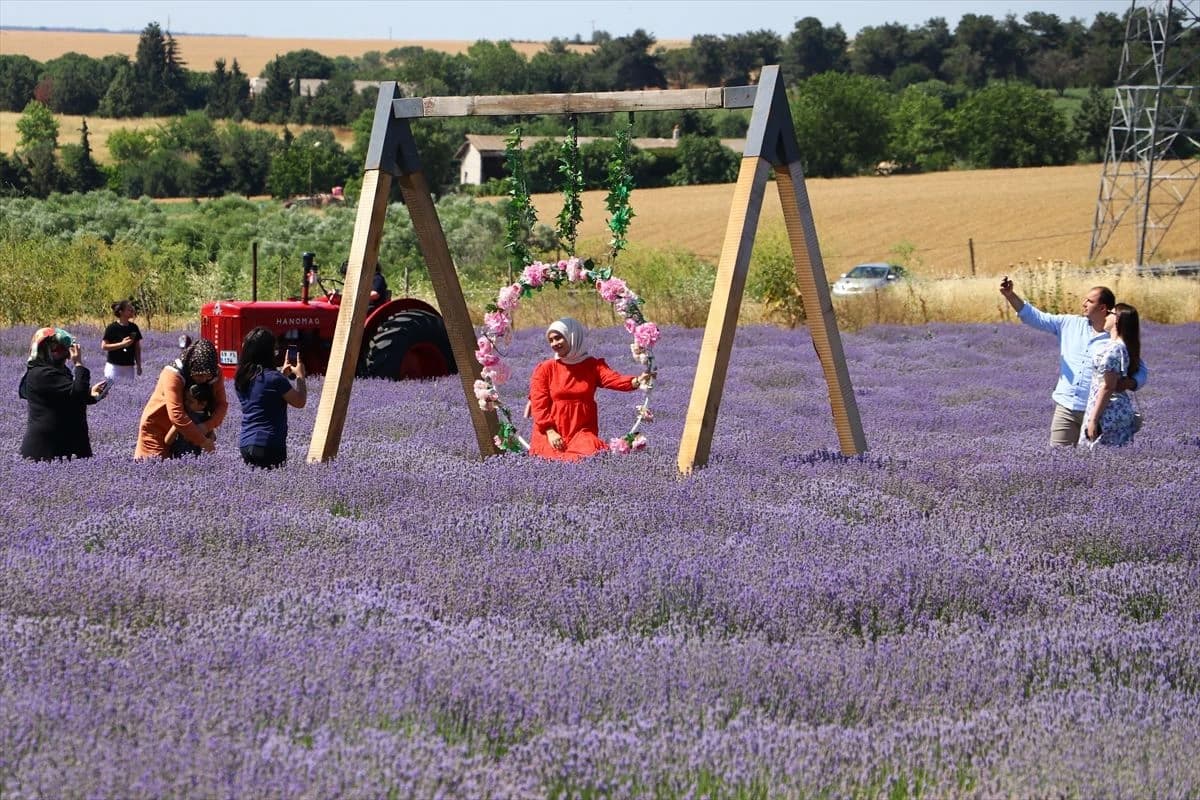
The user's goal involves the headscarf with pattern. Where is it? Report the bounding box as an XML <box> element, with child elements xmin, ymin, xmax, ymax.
<box><xmin>173</xmin><ymin>339</ymin><xmax>220</xmax><ymax>384</ymax></box>
<box><xmin>28</xmin><ymin>327</ymin><xmax>74</xmax><ymax>365</ymax></box>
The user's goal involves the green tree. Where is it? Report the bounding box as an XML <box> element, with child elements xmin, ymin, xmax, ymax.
<box><xmin>850</xmin><ymin>23</ymin><xmax>911</xmax><ymax>79</ymax></box>
<box><xmin>783</xmin><ymin>18</ymin><xmax>848</xmax><ymax>82</ymax></box>
<box><xmin>790</xmin><ymin>72</ymin><xmax>894</xmax><ymax>177</ymax></box>
<box><xmin>106</xmin><ymin>129</ymin><xmax>155</xmax><ymax>163</ymax></box>
<box><xmin>15</xmin><ymin>102</ymin><xmax>65</xmax><ymax>198</ymax></box>
<box><xmin>274</xmin><ymin>48</ymin><xmax>336</xmax><ymax>80</ymax></box>
<box><xmin>61</xmin><ymin>118</ymin><xmax>106</xmax><ymax>192</ymax></box>
<box><xmin>16</xmin><ymin>100</ymin><xmax>59</xmax><ymax>150</ymax></box>
<box><xmin>953</xmin><ymin>82</ymin><xmax>1075</xmax><ymax>168</ymax></box>
<box><xmin>206</xmin><ymin>58</ymin><xmax>250</xmax><ymax>119</ymax></box>
<box><xmin>888</xmin><ymin>84</ymin><xmax>954</xmax><ymax>172</ymax></box>
<box><xmin>688</xmin><ymin>35</ymin><xmax>726</xmax><ymax>87</ymax></box>
<box><xmin>1029</xmin><ymin>50</ymin><xmax>1080</xmax><ymax>95</ymax></box>
<box><xmin>1074</xmin><ymin>86</ymin><xmax>1112</xmax><ymax>162</ymax></box>
<box><xmin>463</xmin><ymin>41</ymin><xmax>528</xmax><ymax>94</ymax></box>
<box><xmin>266</xmin><ymin>129</ymin><xmax>352</xmax><ymax>198</ymax></box>
<box><xmin>527</xmin><ymin>41</ymin><xmax>588</xmax><ymax>93</ymax></box>
<box><xmin>668</xmin><ymin>136</ymin><xmax>738</xmax><ymax>185</ymax></box>
<box><xmin>0</xmin><ymin>54</ymin><xmax>41</xmax><ymax>112</ymax></box>
<box><xmin>722</xmin><ymin>30</ymin><xmax>782</xmax><ymax>85</ymax></box>
<box><xmin>219</xmin><ymin>123</ymin><xmax>278</xmax><ymax>196</ymax></box>
<box><xmin>39</xmin><ymin>52</ymin><xmax>112</xmax><ymax>115</ymax></box>
<box><xmin>131</xmin><ymin>22</ymin><xmax>187</xmax><ymax>115</ymax></box>
<box><xmin>98</xmin><ymin>64</ymin><xmax>139</xmax><ymax>117</ymax></box>
<box><xmin>251</xmin><ymin>57</ymin><xmax>293</xmax><ymax>123</ymax></box>
<box><xmin>588</xmin><ymin>30</ymin><xmax>665</xmax><ymax>90</ymax></box>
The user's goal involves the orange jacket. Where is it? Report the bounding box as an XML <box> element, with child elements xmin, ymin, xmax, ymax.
<box><xmin>134</xmin><ymin>366</ymin><xmax>228</xmax><ymax>458</ymax></box>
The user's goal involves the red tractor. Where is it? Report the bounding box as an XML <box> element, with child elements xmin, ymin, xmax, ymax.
<box><xmin>200</xmin><ymin>252</ymin><xmax>457</xmax><ymax>380</ymax></box>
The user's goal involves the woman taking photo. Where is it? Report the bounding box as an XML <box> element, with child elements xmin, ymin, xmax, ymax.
<box><xmin>100</xmin><ymin>299</ymin><xmax>142</xmax><ymax>385</ymax></box>
<box><xmin>529</xmin><ymin>317</ymin><xmax>652</xmax><ymax>462</ymax></box>
<box><xmin>135</xmin><ymin>339</ymin><xmax>227</xmax><ymax>458</ymax></box>
<box><xmin>1082</xmin><ymin>302</ymin><xmax>1141</xmax><ymax>448</ymax></box>
<box><xmin>20</xmin><ymin>327</ymin><xmax>109</xmax><ymax>461</ymax></box>
<box><xmin>234</xmin><ymin>327</ymin><xmax>307</xmax><ymax>469</ymax></box>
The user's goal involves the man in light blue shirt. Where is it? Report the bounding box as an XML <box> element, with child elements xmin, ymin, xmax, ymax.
<box><xmin>1000</xmin><ymin>278</ymin><xmax>1148</xmax><ymax>446</ymax></box>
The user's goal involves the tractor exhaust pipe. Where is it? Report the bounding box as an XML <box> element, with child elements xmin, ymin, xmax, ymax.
<box><xmin>251</xmin><ymin>241</ymin><xmax>259</xmax><ymax>301</ymax></box>
<box><xmin>301</xmin><ymin>251</ymin><xmax>315</xmax><ymax>304</ymax></box>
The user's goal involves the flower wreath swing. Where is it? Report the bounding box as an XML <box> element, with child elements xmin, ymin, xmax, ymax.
<box><xmin>473</xmin><ymin>117</ymin><xmax>660</xmax><ymax>455</ymax></box>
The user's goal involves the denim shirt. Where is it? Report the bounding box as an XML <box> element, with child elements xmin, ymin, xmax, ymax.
<box><xmin>1018</xmin><ymin>303</ymin><xmax>1149</xmax><ymax>411</ymax></box>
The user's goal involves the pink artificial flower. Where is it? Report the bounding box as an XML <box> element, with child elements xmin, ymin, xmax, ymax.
<box><xmin>522</xmin><ymin>262</ymin><xmax>548</xmax><ymax>287</ymax></box>
<box><xmin>483</xmin><ymin>310</ymin><xmax>510</xmax><ymax>337</ymax></box>
<box><xmin>630</xmin><ymin>434</ymin><xmax>648</xmax><ymax>450</ymax></box>
<box><xmin>634</xmin><ymin>322</ymin><xmax>660</xmax><ymax>349</ymax></box>
<box><xmin>624</xmin><ymin>317</ymin><xmax>637</xmax><ymax>334</ymax></box>
<box><xmin>596</xmin><ymin>277</ymin><xmax>627</xmax><ymax>303</ymax></box>
<box><xmin>481</xmin><ymin>361</ymin><xmax>511</xmax><ymax>386</ymax></box>
<box><xmin>636</xmin><ymin>405</ymin><xmax>654</xmax><ymax>422</ymax></box>
<box><xmin>565</xmin><ymin>257</ymin><xmax>587</xmax><ymax>282</ymax></box>
<box><xmin>496</xmin><ymin>284</ymin><xmax>522</xmax><ymax>312</ymax></box>
<box><xmin>493</xmin><ymin>435</ymin><xmax>504</xmax><ymax>448</ymax></box>
<box><xmin>476</xmin><ymin>336</ymin><xmax>495</xmax><ymax>354</ymax></box>
<box><xmin>608</xmin><ymin>436</ymin><xmax>631</xmax><ymax>454</ymax></box>
<box><xmin>472</xmin><ymin>379</ymin><xmax>491</xmax><ymax>400</ymax></box>
<box><xmin>629</xmin><ymin>342</ymin><xmax>648</xmax><ymax>364</ymax></box>
<box><xmin>475</xmin><ymin>349</ymin><xmax>500</xmax><ymax>367</ymax></box>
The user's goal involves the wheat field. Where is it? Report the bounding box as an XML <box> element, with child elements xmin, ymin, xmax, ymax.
<box><xmin>534</xmin><ymin>163</ymin><xmax>1200</xmax><ymax>279</ymax></box>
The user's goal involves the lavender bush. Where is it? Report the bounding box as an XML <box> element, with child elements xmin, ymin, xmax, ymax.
<box><xmin>2</xmin><ymin>322</ymin><xmax>1198</xmax><ymax>799</ymax></box>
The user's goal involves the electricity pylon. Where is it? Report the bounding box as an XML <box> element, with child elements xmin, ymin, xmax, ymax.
<box><xmin>1089</xmin><ymin>0</ymin><xmax>1200</xmax><ymax>267</ymax></box>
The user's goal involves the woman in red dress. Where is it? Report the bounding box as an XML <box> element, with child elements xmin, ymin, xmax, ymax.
<box><xmin>529</xmin><ymin>318</ymin><xmax>651</xmax><ymax>461</ymax></box>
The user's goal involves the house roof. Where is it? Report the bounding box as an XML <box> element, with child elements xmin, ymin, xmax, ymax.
<box><xmin>455</xmin><ymin>134</ymin><xmax>745</xmax><ymax>159</ymax></box>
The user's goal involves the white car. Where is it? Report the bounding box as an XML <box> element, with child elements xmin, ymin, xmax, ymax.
<box><xmin>831</xmin><ymin>263</ymin><xmax>907</xmax><ymax>296</ymax></box>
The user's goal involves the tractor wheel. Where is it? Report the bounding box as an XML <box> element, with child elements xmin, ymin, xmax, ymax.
<box><xmin>364</xmin><ymin>308</ymin><xmax>457</xmax><ymax>380</ymax></box>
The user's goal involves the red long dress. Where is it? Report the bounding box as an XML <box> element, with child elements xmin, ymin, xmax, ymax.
<box><xmin>529</xmin><ymin>357</ymin><xmax>637</xmax><ymax>461</ymax></box>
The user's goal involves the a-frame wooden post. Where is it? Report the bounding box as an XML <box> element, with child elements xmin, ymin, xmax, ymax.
<box><xmin>676</xmin><ymin>66</ymin><xmax>866</xmax><ymax>473</ymax></box>
<box><xmin>307</xmin><ymin>83</ymin><xmax>496</xmax><ymax>463</ymax></box>
<box><xmin>308</xmin><ymin>69</ymin><xmax>861</xmax><ymax>466</ymax></box>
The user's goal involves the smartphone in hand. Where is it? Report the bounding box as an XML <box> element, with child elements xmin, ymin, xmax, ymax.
<box><xmin>96</xmin><ymin>380</ymin><xmax>112</xmax><ymax>400</ymax></box>
<box><xmin>286</xmin><ymin>345</ymin><xmax>299</xmax><ymax>364</ymax></box>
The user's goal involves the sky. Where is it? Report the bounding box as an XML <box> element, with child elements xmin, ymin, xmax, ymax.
<box><xmin>0</xmin><ymin>0</ymin><xmax>1136</xmax><ymax>41</ymax></box>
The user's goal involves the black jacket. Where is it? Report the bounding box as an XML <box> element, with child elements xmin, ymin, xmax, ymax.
<box><xmin>20</xmin><ymin>360</ymin><xmax>96</xmax><ymax>461</ymax></box>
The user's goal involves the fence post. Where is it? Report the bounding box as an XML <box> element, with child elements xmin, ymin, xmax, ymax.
<box><xmin>969</xmin><ymin>238</ymin><xmax>976</xmax><ymax>276</ymax></box>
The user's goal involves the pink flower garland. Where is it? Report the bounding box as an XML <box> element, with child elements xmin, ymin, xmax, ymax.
<box><xmin>477</xmin><ymin>256</ymin><xmax>659</xmax><ymax>454</ymax></box>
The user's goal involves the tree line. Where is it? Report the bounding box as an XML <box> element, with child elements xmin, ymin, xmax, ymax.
<box><xmin>1</xmin><ymin>11</ymin><xmax>1196</xmax><ymax>200</ymax></box>
<box><xmin>6</xmin><ymin>12</ymin><xmax>1197</xmax><ymax>119</ymax></box>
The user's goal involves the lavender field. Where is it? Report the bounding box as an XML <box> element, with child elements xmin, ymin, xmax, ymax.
<box><xmin>2</xmin><ymin>321</ymin><xmax>1199</xmax><ymax>799</ymax></box>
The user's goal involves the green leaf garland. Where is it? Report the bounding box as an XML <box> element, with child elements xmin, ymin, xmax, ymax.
<box><xmin>503</xmin><ymin>128</ymin><xmax>537</xmax><ymax>281</ymax></box>
<box><xmin>555</xmin><ymin>115</ymin><xmax>583</xmax><ymax>257</ymax></box>
<box><xmin>604</xmin><ymin>116</ymin><xmax>636</xmax><ymax>262</ymax></box>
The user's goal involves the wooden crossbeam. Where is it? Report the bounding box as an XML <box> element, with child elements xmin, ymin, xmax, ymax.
<box><xmin>393</xmin><ymin>86</ymin><xmax>756</xmax><ymax>118</ymax></box>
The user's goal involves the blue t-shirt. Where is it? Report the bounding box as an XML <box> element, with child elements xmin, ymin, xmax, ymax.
<box><xmin>236</xmin><ymin>369</ymin><xmax>292</xmax><ymax>449</ymax></box>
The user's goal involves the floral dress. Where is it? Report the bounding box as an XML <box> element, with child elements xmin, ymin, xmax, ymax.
<box><xmin>1082</xmin><ymin>339</ymin><xmax>1136</xmax><ymax>447</ymax></box>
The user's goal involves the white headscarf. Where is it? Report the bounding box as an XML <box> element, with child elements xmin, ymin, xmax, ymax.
<box><xmin>548</xmin><ymin>317</ymin><xmax>590</xmax><ymax>365</ymax></box>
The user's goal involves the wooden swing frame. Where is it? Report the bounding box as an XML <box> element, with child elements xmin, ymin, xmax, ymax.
<box><xmin>306</xmin><ymin>65</ymin><xmax>867</xmax><ymax>472</ymax></box>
